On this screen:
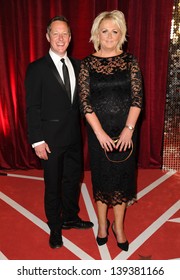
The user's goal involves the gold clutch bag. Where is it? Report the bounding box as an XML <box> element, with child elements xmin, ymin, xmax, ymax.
<box><xmin>104</xmin><ymin>136</ymin><xmax>133</xmax><ymax>163</ymax></box>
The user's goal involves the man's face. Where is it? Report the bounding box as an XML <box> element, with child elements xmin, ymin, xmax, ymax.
<box><xmin>46</xmin><ymin>20</ymin><xmax>71</xmax><ymax>56</ymax></box>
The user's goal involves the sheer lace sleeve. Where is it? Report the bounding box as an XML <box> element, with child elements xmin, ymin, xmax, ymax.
<box><xmin>78</xmin><ymin>58</ymin><xmax>94</xmax><ymax>115</ymax></box>
<box><xmin>130</xmin><ymin>56</ymin><xmax>143</xmax><ymax>109</ymax></box>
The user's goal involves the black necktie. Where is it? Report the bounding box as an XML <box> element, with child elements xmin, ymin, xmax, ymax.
<box><xmin>61</xmin><ymin>58</ymin><xmax>71</xmax><ymax>100</ymax></box>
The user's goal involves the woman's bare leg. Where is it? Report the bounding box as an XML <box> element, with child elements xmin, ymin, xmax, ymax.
<box><xmin>96</xmin><ymin>200</ymin><xmax>108</xmax><ymax>237</ymax></box>
<box><xmin>113</xmin><ymin>203</ymin><xmax>127</xmax><ymax>242</ymax></box>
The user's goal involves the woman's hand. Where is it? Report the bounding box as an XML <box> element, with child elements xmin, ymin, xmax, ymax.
<box><xmin>95</xmin><ymin>130</ymin><xmax>116</xmax><ymax>152</ymax></box>
<box><xmin>116</xmin><ymin>127</ymin><xmax>133</xmax><ymax>151</ymax></box>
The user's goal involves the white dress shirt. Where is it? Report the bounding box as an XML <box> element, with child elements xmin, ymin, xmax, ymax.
<box><xmin>49</xmin><ymin>49</ymin><xmax>76</xmax><ymax>102</ymax></box>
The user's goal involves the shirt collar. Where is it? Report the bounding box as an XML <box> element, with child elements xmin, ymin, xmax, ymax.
<box><xmin>49</xmin><ymin>49</ymin><xmax>68</xmax><ymax>65</ymax></box>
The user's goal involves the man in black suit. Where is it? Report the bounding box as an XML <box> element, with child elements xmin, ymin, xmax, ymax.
<box><xmin>25</xmin><ymin>16</ymin><xmax>93</xmax><ymax>249</ymax></box>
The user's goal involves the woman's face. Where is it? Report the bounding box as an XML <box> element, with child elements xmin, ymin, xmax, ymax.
<box><xmin>98</xmin><ymin>19</ymin><xmax>121</xmax><ymax>52</ymax></box>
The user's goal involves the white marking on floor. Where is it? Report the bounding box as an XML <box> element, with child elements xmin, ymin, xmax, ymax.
<box><xmin>81</xmin><ymin>183</ymin><xmax>111</xmax><ymax>260</ymax></box>
<box><xmin>168</xmin><ymin>218</ymin><xmax>180</xmax><ymax>223</ymax></box>
<box><xmin>0</xmin><ymin>251</ymin><xmax>8</xmax><ymax>260</ymax></box>
<box><xmin>7</xmin><ymin>173</ymin><xmax>44</xmax><ymax>180</ymax></box>
<box><xmin>0</xmin><ymin>191</ymin><xmax>94</xmax><ymax>260</ymax></box>
<box><xmin>137</xmin><ymin>170</ymin><xmax>176</xmax><ymax>200</ymax></box>
<box><xmin>114</xmin><ymin>200</ymin><xmax>180</xmax><ymax>260</ymax></box>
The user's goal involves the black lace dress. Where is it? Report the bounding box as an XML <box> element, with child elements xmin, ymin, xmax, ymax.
<box><xmin>79</xmin><ymin>53</ymin><xmax>143</xmax><ymax>206</ymax></box>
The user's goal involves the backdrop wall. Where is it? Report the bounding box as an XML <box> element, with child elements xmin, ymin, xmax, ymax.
<box><xmin>0</xmin><ymin>0</ymin><xmax>173</xmax><ymax>170</ymax></box>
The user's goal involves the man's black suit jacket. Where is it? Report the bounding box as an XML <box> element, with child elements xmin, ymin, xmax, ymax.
<box><xmin>25</xmin><ymin>54</ymin><xmax>82</xmax><ymax>148</ymax></box>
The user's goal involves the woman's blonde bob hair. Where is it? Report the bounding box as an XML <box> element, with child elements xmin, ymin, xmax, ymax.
<box><xmin>90</xmin><ymin>10</ymin><xmax>127</xmax><ymax>52</ymax></box>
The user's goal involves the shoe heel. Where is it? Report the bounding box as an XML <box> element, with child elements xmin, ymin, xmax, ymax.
<box><xmin>96</xmin><ymin>219</ymin><xmax>110</xmax><ymax>246</ymax></box>
<box><xmin>111</xmin><ymin>223</ymin><xmax>129</xmax><ymax>251</ymax></box>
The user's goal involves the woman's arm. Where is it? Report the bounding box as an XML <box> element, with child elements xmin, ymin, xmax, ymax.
<box><xmin>85</xmin><ymin>112</ymin><xmax>115</xmax><ymax>151</ymax></box>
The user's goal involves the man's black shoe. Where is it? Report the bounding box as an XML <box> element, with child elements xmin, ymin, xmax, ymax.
<box><xmin>62</xmin><ymin>218</ymin><xmax>94</xmax><ymax>230</ymax></box>
<box><xmin>49</xmin><ymin>230</ymin><xmax>63</xmax><ymax>248</ymax></box>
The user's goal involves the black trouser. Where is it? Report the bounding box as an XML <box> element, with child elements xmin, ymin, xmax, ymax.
<box><xmin>42</xmin><ymin>143</ymin><xmax>83</xmax><ymax>231</ymax></box>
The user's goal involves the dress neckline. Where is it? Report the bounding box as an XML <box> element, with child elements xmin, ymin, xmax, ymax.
<box><xmin>91</xmin><ymin>52</ymin><xmax>124</xmax><ymax>59</ymax></box>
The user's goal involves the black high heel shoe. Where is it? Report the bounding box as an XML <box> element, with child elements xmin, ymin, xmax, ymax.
<box><xmin>111</xmin><ymin>223</ymin><xmax>129</xmax><ymax>251</ymax></box>
<box><xmin>96</xmin><ymin>219</ymin><xmax>110</xmax><ymax>246</ymax></box>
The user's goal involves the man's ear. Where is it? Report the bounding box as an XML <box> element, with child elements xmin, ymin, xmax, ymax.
<box><xmin>68</xmin><ymin>35</ymin><xmax>71</xmax><ymax>43</ymax></box>
<box><xmin>46</xmin><ymin>33</ymin><xmax>50</xmax><ymax>42</ymax></box>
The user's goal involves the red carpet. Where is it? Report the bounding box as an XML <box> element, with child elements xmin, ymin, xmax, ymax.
<box><xmin>0</xmin><ymin>168</ymin><xmax>179</xmax><ymax>260</ymax></box>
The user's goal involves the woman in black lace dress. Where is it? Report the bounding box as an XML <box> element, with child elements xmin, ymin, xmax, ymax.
<box><xmin>79</xmin><ymin>10</ymin><xmax>143</xmax><ymax>251</ymax></box>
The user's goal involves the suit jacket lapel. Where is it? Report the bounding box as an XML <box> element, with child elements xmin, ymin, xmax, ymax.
<box><xmin>45</xmin><ymin>54</ymin><xmax>66</xmax><ymax>91</ymax></box>
<box><xmin>45</xmin><ymin>54</ymin><xmax>79</xmax><ymax>104</ymax></box>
